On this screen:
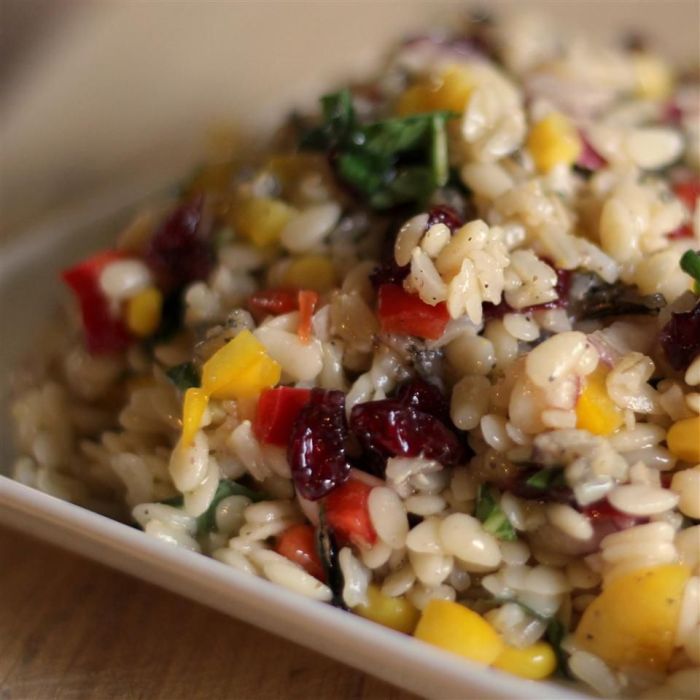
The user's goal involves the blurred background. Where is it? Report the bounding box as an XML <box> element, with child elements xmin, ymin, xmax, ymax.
<box><xmin>1</xmin><ymin>0</ymin><xmax>698</xmax><ymax>241</ymax></box>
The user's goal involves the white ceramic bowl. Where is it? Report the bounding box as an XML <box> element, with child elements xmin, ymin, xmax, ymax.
<box><xmin>1</xmin><ymin>3</ymin><xmax>697</xmax><ymax>696</ymax></box>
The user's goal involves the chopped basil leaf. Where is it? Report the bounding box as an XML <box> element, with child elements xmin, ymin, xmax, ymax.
<box><xmin>525</xmin><ymin>468</ymin><xmax>566</xmax><ymax>491</ymax></box>
<box><xmin>300</xmin><ymin>89</ymin><xmax>456</xmax><ymax>210</ymax></box>
<box><xmin>680</xmin><ymin>249</ymin><xmax>700</xmax><ymax>294</ymax></box>
<box><xmin>475</xmin><ymin>484</ymin><xmax>517</xmax><ymax>541</ymax></box>
<box><xmin>195</xmin><ymin>479</ymin><xmax>267</xmax><ymax>535</ymax></box>
<box><xmin>570</xmin><ymin>272</ymin><xmax>665</xmax><ymax>320</ymax></box>
<box><xmin>165</xmin><ymin>361</ymin><xmax>200</xmax><ymax>391</ymax></box>
<box><xmin>546</xmin><ymin>618</ymin><xmax>573</xmax><ymax>678</ymax></box>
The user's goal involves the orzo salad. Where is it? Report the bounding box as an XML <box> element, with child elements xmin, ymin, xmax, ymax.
<box><xmin>10</xmin><ymin>11</ymin><xmax>700</xmax><ymax>698</ymax></box>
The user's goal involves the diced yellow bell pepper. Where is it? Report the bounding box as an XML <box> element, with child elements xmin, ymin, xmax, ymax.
<box><xmin>575</xmin><ymin>564</ymin><xmax>691</xmax><ymax>672</ymax></box>
<box><xmin>493</xmin><ymin>642</ymin><xmax>557</xmax><ymax>680</ymax></box>
<box><xmin>125</xmin><ymin>287</ymin><xmax>163</xmax><ymax>337</ymax></box>
<box><xmin>527</xmin><ymin>112</ymin><xmax>582</xmax><ymax>173</ymax></box>
<box><xmin>231</xmin><ymin>197</ymin><xmax>296</xmax><ymax>248</ymax></box>
<box><xmin>632</xmin><ymin>53</ymin><xmax>674</xmax><ymax>101</ymax></box>
<box><xmin>201</xmin><ymin>329</ymin><xmax>281</xmax><ymax>400</ymax></box>
<box><xmin>354</xmin><ymin>585</ymin><xmax>420</xmax><ymax>634</ymax></box>
<box><xmin>575</xmin><ymin>367</ymin><xmax>624</xmax><ymax>436</ymax></box>
<box><xmin>414</xmin><ymin>600</ymin><xmax>504</xmax><ymax>664</ymax></box>
<box><xmin>397</xmin><ymin>65</ymin><xmax>476</xmax><ymax>115</ymax></box>
<box><xmin>181</xmin><ymin>388</ymin><xmax>209</xmax><ymax>447</ymax></box>
<box><xmin>283</xmin><ymin>255</ymin><xmax>337</xmax><ymax>293</ymax></box>
<box><xmin>667</xmin><ymin>416</ymin><xmax>700</xmax><ymax>463</ymax></box>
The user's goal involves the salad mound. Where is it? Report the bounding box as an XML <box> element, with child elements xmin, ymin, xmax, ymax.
<box><xmin>11</xmin><ymin>11</ymin><xmax>700</xmax><ymax>698</ymax></box>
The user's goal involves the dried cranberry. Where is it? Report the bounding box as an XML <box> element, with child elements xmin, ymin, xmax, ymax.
<box><xmin>582</xmin><ymin>500</ymin><xmax>645</xmax><ymax>533</ymax></box>
<box><xmin>350</xmin><ymin>399</ymin><xmax>463</xmax><ymax>467</ymax></box>
<box><xmin>394</xmin><ymin>378</ymin><xmax>451</xmax><ymax>424</ymax></box>
<box><xmin>145</xmin><ymin>196</ymin><xmax>213</xmax><ymax>291</ymax></box>
<box><xmin>369</xmin><ymin>258</ymin><xmax>409</xmax><ymax>288</ymax></box>
<box><xmin>427</xmin><ymin>204</ymin><xmax>463</xmax><ymax>232</ymax></box>
<box><xmin>659</xmin><ymin>301</ymin><xmax>700</xmax><ymax>371</ymax></box>
<box><xmin>482</xmin><ymin>299</ymin><xmax>511</xmax><ymax>321</ymax></box>
<box><xmin>663</xmin><ymin>101</ymin><xmax>683</xmax><ymax>126</ymax></box>
<box><xmin>288</xmin><ymin>389</ymin><xmax>351</xmax><ymax>501</ymax></box>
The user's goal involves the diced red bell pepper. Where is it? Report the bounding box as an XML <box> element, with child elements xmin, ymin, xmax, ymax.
<box><xmin>253</xmin><ymin>387</ymin><xmax>312</xmax><ymax>446</ymax></box>
<box><xmin>668</xmin><ymin>224</ymin><xmax>694</xmax><ymax>240</ymax></box>
<box><xmin>246</xmin><ymin>288</ymin><xmax>298</xmax><ymax>322</ymax></box>
<box><xmin>61</xmin><ymin>250</ymin><xmax>132</xmax><ymax>354</ymax></box>
<box><xmin>324</xmin><ymin>479</ymin><xmax>377</xmax><ymax>549</ymax></box>
<box><xmin>275</xmin><ymin>523</ymin><xmax>325</xmax><ymax>581</ymax></box>
<box><xmin>377</xmin><ymin>284</ymin><xmax>450</xmax><ymax>341</ymax></box>
<box><xmin>674</xmin><ymin>179</ymin><xmax>700</xmax><ymax>212</ymax></box>
<box><xmin>297</xmin><ymin>290</ymin><xmax>318</xmax><ymax>343</ymax></box>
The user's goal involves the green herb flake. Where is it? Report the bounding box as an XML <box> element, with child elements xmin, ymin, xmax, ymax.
<box><xmin>195</xmin><ymin>479</ymin><xmax>267</xmax><ymax>535</ymax></box>
<box><xmin>525</xmin><ymin>468</ymin><xmax>566</xmax><ymax>491</ymax></box>
<box><xmin>546</xmin><ymin>617</ymin><xmax>573</xmax><ymax>679</ymax></box>
<box><xmin>680</xmin><ymin>249</ymin><xmax>700</xmax><ymax>294</ymax></box>
<box><xmin>475</xmin><ymin>484</ymin><xmax>516</xmax><ymax>541</ymax></box>
<box><xmin>300</xmin><ymin>89</ymin><xmax>457</xmax><ymax>210</ymax></box>
<box><xmin>165</xmin><ymin>361</ymin><xmax>200</xmax><ymax>392</ymax></box>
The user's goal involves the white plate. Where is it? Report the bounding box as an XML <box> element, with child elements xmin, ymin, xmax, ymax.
<box><xmin>0</xmin><ymin>188</ymin><xmax>589</xmax><ymax>700</ymax></box>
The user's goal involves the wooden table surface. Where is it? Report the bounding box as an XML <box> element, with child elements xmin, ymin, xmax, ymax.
<box><xmin>0</xmin><ymin>526</ymin><xmax>421</xmax><ymax>700</ymax></box>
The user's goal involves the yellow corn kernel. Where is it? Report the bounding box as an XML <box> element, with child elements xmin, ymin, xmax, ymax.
<box><xmin>414</xmin><ymin>600</ymin><xmax>504</xmax><ymax>664</ymax></box>
<box><xmin>575</xmin><ymin>564</ymin><xmax>690</xmax><ymax>672</ymax></box>
<box><xmin>125</xmin><ymin>287</ymin><xmax>163</xmax><ymax>337</ymax></box>
<box><xmin>527</xmin><ymin>112</ymin><xmax>582</xmax><ymax>173</ymax></box>
<box><xmin>397</xmin><ymin>65</ymin><xmax>475</xmax><ymax>115</ymax></box>
<box><xmin>493</xmin><ymin>642</ymin><xmax>557</xmax><ymax>680</ymax></box>
<box><xmin>354</xmin><ymin>585</ymin><xmax>420</xmax><ymax>634</ymax></box>
<box><xmin>283</xmin><ymin>255</ymin><xmax>337</xmax><ymax>293</ymax></box>
<box><xmin>201</xmin><ymin>329</ymin><xmax>280</xmax><ymax>400</ymax></box>
<box><xmin>181</xmin><ymin>388</ymin><xmax>209</xmax><ymax>447</ymax></box>
<box><xmin>575</xmin><ymin>367</ymin><xmax>624</xmax><ymax>436</ymax></box>
<box><xmin>632</xmin><ymin>53</ymin><xmax>673</xmax><ymax>101</ymax></box>
<box><xmin>667</xmin><ymin>416</ymin><xmax>700</xmax><ymax>463</ymax></box>
<box><xmin>232</xmin><ymin>197</ymin><xmax>296</xmax><ymax>248</ymax></box>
